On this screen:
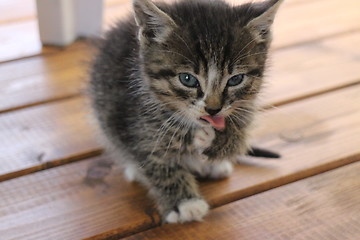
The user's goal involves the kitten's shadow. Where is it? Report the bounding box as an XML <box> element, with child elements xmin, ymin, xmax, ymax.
<box><xmin>197</xmin><ymin>156</ymin><xmax>280</xmax><ymax>183</ymax></box>
<box><xmin>83</xmin><ymin>154</ymin><xmax>281</xmax><ymax>185</ymax></box>
<box><xmin>84</xmin><ymin>157</ymin><xmax>114</xmax><ymax>187</ymax></box>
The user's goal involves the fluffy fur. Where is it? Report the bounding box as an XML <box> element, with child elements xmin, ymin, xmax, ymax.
<box><xmin>89</xmin><ymin>0</ymin><xmax>283</xmax><ymax>223</ymax></box>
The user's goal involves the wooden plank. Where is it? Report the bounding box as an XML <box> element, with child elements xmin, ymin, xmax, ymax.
<box><xmin>265</xmin><ymin>31</ymin><xmax>360</xmax><ymax>106</ymax></box>
<box><xmin>1</xmin><ymin>86</ymin><xmax>360</xmax><ymax>239</ymax></box>
<box><xmin>272</xmin><ymin>0</ymin><xmax>360</xmax><ymax>49</ymax></box>
<box><xmin>0</xmin><ymin>157</ymin><xmax>158</xmax><ymax>240</ymax></box>
<box><xmin>0</xmin><ymin>98</ymin><xmax>99</xmax><ymax>181</ymax></box>
<box><xmin>0</xmin><ymin>41</ymin><xmax>92</xmax><ymax>113</ymax></box>
<box><xmin>2</xmin><ymin>30</ymin><xmax>360</xmax><ymax>116</ymax></box>
<box><xmin>126</xmin><ymin>162</ymin><xmax>360</xmax><ymax>240</ymax></box>
<box><xmin>201</xmin><ymin>84</ymin><xmax>360</xmax><ymax>208</ymax></box>
<box><xmin>1</xmin><ymin>30</ymin><xmax>360</xmax><ymax>179</ymax></box>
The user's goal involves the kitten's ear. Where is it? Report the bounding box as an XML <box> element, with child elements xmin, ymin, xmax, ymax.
<box><xmin>246</xmin><ymin>0</ymin><xmax>284</xmax><ymax>43</ymax></box>
<box><xmin>133</xmin><ymin>0</ymin><xmax>176</xmax><ymax>43</ymax></box>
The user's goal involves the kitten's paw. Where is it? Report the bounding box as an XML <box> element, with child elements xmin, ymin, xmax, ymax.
<box><xmin>193</xmin><ymin>127</ymin><xmax>215</xmax><ymax>153</ymax></box>
<box><xmin>206</xmin><ymin>161</ymin><xmax>233</xmax><ymax>179</ymax></box>
<box><xmin>165</xmin><ymin>199</ymin><xmax>209</xmax><ymax>223</ymax></box>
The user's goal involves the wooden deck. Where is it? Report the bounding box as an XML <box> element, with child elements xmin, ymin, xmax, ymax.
<box><xmin>1</xmin><ymin>0</ymin><xmax>360</xmax><ymax>239</ymax></box>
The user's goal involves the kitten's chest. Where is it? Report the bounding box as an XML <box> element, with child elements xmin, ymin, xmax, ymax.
<box><xmin>203</xmin><ymin>125</ymin><xmax>245</xmax><ymax>160</ymax></box>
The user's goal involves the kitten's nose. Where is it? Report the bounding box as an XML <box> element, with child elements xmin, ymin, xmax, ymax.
<box><xmin>205</xmin><ymin>107</ymin><xmax>222</xmax><ymax>116</ymax></box>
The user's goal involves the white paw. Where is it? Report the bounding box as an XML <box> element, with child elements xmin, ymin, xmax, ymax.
<box><xmin>193</xmin><ymin>127</ymin><xmax>215</xmax><ymax>153</ymax></box>
<box><xmin>165</xmin><ymin>199</ymin><xmax>209</xmax><ymax>223</ymax></box>
<box><xmin>206</xmin><ymin>161</ymin><xmax>233</xmax><ymax>179</ymax></box>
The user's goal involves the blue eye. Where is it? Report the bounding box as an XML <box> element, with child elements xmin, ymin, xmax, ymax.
<box><xmin>227</xmin><ymin>74</ymin><xmax>245</xmax><ymax>87</ymax></box>
<box><xmin>179</xmin><ymin>73</ymin><xmax>199</xmax><ymax>88</ymax></box>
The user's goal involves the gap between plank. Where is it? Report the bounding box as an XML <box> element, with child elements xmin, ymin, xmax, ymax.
<box><xmin>0</xmin><ymin>94</ymin><xmax>80</xmax><ymax>114</ymax></box>
<box><xmin>263</xmin><ymin>81</ymin><xmax>360</xmax><ymax>110</ymax></box>
<box><xmin>0</xmin><ymin>149</ymin><xmax>102</xmax><ymax>182</ymax></box>
<box><xmin>274</xmin><ymin>28</ymin><xmax>360</xmax><ymax>51</ymax></box>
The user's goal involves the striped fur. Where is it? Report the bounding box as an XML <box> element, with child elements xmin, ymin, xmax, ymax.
<box><xmin>89</xmin><ymin>0</ymin><xmax>283</xmax><ymax>223</ymax></box>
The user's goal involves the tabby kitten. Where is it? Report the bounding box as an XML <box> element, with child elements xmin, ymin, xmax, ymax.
<box><xmin>89</xmin><ymin>0</ymin><xmax>283</xmax><ymax>223</ymax></box>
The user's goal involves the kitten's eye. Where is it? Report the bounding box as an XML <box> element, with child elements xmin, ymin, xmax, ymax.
<box><xmin>179</xmin><ymin>73</ymin><xmax>199</xmax><ymax>88</ymax></box>
<box><xmin>227</xmin><ymin>74</ymin><xmax>245</xmax><ymax>87</ymax></box>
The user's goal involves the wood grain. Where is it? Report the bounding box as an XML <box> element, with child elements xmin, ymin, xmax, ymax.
<box><xmin>0</xmin><ymin>85</ymin><xmax>359</xmax><ymax>239</ymax></box>
<box><xmin>2</xmin><ymin>30</ymin><xmax>360</xmax><ymax>114</ymax></box>
<box><xmin>1</xmin><ymin>1</ymin><xmax>359</xmax><ymax>239</ymax></box>
<box><xmin>0</xmin><ymin>98</ymin><xmax>99</xmax><ymax>181</ymax></box>
<box><xmin>0</xmin><ymin>41</ymin><xmax>92</xmax><ymax>113</ymax></box>
<box><xmin>0</xmin><ymin>157</ymin><xmax>159</xmax><ymax>240</ymax></box>
<box><xmin>126</xmin><ymin>162</ymin><xmax>360</xmax><ymax>240</ymax></box>
<box><xmin>200</xmin><ymin>84</ymin><xmax>360</xmax><ymax>208</ymax></box>
<box><xmin>272</xmin><ymin>0</ymin><xmax>360</xmax><ymax>49</ymax></box>
<box><xmin>1</xmin><ymin>72</ymin><xmax>360</xmax><ymax>182</ymax></box>
<box><xmin>264</xmin><ymin>31</ymin><xmax>360</xmax><ymax>106</ymax></box>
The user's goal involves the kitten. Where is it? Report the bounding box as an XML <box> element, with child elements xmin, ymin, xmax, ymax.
<box><xmin>89</xmin><ymin>0</ymin><xmax>283</xmax><ymax>223</ymax></box>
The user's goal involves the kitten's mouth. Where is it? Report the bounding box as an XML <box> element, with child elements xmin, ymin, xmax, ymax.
<box><xmin>200</xmin><ymin>115</ymin><xmax>225</xmax><ymax>131</ymax></box>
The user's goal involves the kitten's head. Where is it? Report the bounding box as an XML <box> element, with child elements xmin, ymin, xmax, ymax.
<box><xmin>133</xmin><ymin>0</ymin><xmax>283</xmax><ymax>130</ymax></box>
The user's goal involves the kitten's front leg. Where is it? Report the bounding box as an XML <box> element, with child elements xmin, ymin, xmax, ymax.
<box><xmin>191</xmin><ymin>127</ymin><xmax>234</xmax><ymax>179</ymax></box>
<box><xmin>141</xmin><ymin>157</ymin><xmax>209</xmax><ymax>223</ymax></box>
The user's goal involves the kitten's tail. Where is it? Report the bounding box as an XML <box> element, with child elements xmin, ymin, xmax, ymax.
<box><xmin>247</xmin><ymin>146</ymin><xmax>280</xmax><ymax>159</ymax></box>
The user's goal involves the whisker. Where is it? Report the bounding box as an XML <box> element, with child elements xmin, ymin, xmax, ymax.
<box><xmin>172</xmin><ymin>32</ymin><xmax>193</xmax><ymax>57</ymax></box>
<box><xmin>231</xmin><ymin>113</ymin><xmax>251</xmax><ymax>127</ymax></box>
<box><xmin>149</xmin><ymin>110</ymin><xmax>182</xmax><ymax>157</ymax></box>
<box><xmin>231</xmin><ymin>37</ymin><xmax>258</xmax><ymax>63</ymax></box>
<box><xmin>233</xmin><ymin>107</ymin><xmax>254</xmax><ymax>114</ymax></box>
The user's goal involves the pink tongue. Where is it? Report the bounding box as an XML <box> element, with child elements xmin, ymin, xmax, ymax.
<box><xmin>200</xmin><ymin>115</ymin><xmax>226</xmax><ymax>131</ymax></box>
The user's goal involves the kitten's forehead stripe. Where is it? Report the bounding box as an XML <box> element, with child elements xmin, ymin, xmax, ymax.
<box><xmin>221</xmin><ymin>34</ymin><xmax>233</xmax><ymax>73</ymax></box>
<box><xmin>195</xmin><ymin>41</ymin><xmax>208</xmax><ymax>73</ymax></box>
